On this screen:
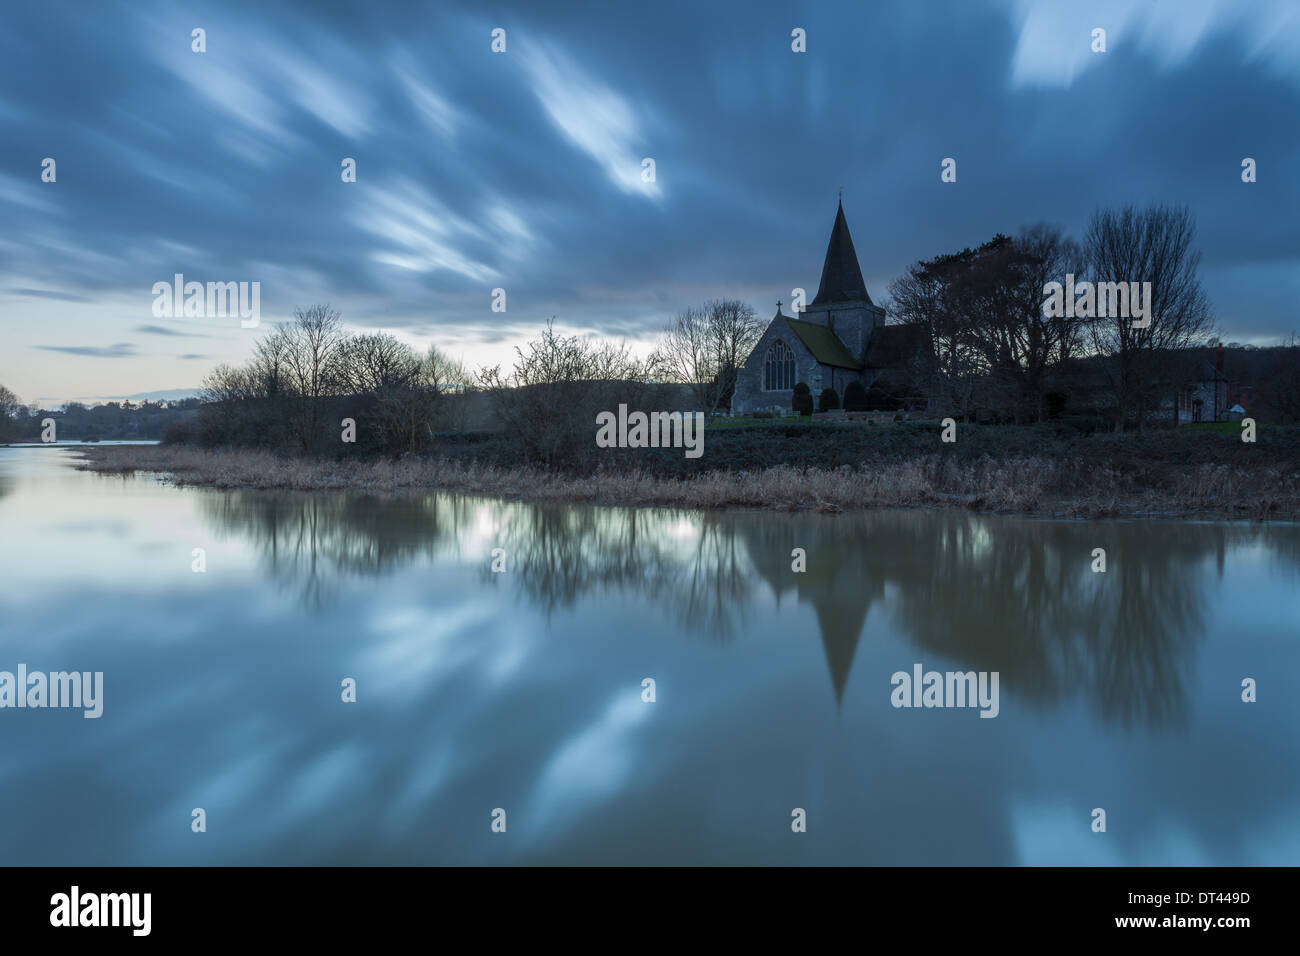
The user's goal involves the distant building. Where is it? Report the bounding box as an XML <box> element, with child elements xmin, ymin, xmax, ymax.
<box><xmin>1164</xmin><ymin>344</ymin><xmax>1230</xmax><ymax>424</ymax></box>
<box><xmin>731</xmin><ymin>202</ymin><xmax>927</xmax><ymax>415</ymax></box>
<box><xmin>1051</xmin><ymin>342</ymin><xmax>1251</xmax><ymax>426</ymax></box>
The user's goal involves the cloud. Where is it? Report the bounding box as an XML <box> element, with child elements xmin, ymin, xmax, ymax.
<box><xmin>354</xmin><ymin>178</ymin><xmax>499</xmax><ymax>282</ymax></box>
<box><xmin>134</xmin><ymin>324</ymin><xmax>210</xmax><ymax>338</ymax></box>
<box><xmin>9</xmin><ymin>288</ymin><xmax>92</xmax><ymax>302</ymax></box>
<box><xmin>31</xmin><ymin>343</ymin><xmax>138</xmax><ymax>358</ymax></box>
<box><xmin>1001</xmin><ymin>0</ymin><xmax>1300</xmax><ymax>89</ymax></box>
<box><xmin>394</xmin><ymin>62</ymin><xmax>459</xmax><ymax>139</ymax></box>
<box><xmin>0</xmin><ymin>0</ymin><xmax>1296</xmax><ymax>411</ymax></box>
<box><xmin>522</xmin><ymin>45</ymin><xmax>659</xmax><ymax>198</ymax></box>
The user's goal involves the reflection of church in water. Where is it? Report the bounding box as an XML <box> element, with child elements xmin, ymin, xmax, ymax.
<box><xmin>740</xmin><ymin>520</ymin><xmax>888</xmax><ymax>704</ymax></box>
<box><xmin>733</xmin><ymin>511</ymin><xmax>1210</xmax><ymax>727</ymax></box>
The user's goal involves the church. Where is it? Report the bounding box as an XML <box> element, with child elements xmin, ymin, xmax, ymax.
<box><xmin>731</xmin><ymin>201</ymin><xmax>926</xmax><ymax>415</ymax></box>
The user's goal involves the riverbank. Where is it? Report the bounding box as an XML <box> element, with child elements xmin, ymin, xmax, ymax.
<box><xmin>74</xmin><ymin>435</ymin><xmax>1300</xmax><ymax>519</ymax></box>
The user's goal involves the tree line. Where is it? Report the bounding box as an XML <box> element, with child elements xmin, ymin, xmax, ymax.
<box><xmin>196</xmin><ymin>304</ymin><xmax>471</xmax><ymax>453</ymax></box>
<box><xmin>190</xmin><ymin>300</ymin><xmax>761</xmax><ymax>463</ymax></box>
<box><xmin>7</xmin><ymin>202</ymin><xmax>1299</xmax><ymax>456</ymax></box>
<box><xmin>887</xmin><ymin>203</ymin><xmax>1217</xmax><ymax>429</ymax></box>
<box><xmin>0</xmin><ymin>387</ymin><xmax>199</xmax><ymax>442</ymax></box>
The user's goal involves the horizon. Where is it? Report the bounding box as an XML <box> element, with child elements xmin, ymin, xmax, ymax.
<box><xmin>3</xmin><ymin>0</ymin><xmax>1298</xmax><ymax>406</ymax></box>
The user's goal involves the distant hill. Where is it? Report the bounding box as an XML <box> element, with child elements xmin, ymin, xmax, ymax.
<box><xmin>122</xmin><ymin>388</ymin><xmax>201</xmax><ymax>402</ymax></box>
<box><xmin>29</xmin><ymin>387</ymin><xmax>200</xmax><ymax>406</ymax></box>
<box><xmin>8</xmin><ymin>397</ymin><xmax>200</xmax><ymax>442</ymax></box>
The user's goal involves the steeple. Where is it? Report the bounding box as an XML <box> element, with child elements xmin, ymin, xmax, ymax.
<box><xmin>811</xmin><ymin>200</ymin><xmax>871</xmax><ymax>306</ymax></box>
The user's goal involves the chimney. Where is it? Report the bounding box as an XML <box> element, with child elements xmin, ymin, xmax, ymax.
<box><xmin>1216</xmin><ymin>341</ymin><xmax>1224</xmax><ymax>374</ymax></box>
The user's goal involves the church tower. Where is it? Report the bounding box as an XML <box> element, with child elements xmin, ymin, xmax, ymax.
<box><xmin>797</xmin><ymin>201</ymin><xmax>885</xmax><ymax>360</ymax></box>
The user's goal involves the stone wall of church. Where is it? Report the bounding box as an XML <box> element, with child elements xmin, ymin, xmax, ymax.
<box><xmin>732</xmin><ymin>313</ymin><xmax>822</xmax><ymax>414</ymax></box>
<box><xmin>795</xmin><ymin>301</ymin><xmax>886</xmax><ymax>361</ymax></box>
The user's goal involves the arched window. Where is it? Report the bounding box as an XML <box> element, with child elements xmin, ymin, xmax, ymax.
<box><xmin>764</xmin><ymin>340</ymin><xmax>796</xmax><ymax>391</ymax></box>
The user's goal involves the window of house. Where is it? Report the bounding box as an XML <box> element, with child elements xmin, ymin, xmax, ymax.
<box><xmin>764</xmin><ymin>340</ymin><xmax>796</xmax><ymax>391</ymax></box>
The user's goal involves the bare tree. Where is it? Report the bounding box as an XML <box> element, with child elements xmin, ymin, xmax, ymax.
<box><xmin>424</xmin><ymin>345</ymin><xmax>470</xmax><ymax>394</ymax></box>
<box><xmin>335</xmin><ymin>332</ymin><xmax>421</xmax><ymax>394</ymax></box>
<box><xmin>657</xmin><ymin>305</ymin><xmax>712</xmax><ymax>410</ymax></box>
<box><xmin>1269</xmin><ymin>334</ymin><xmax>1300</xmax><ymax>424</ymax></box>
<box><xmin>478</xmin><ymin>319</ymin><xmax>660</xmax><ymax>466</ymax></box>
<box><xmin>888</xmin><ymin>254</ymin><xmax>985</xmax><ymax>419</ymax></box>
<box><xmin>199</xmin><ymin>364</ymin><xmax>256</xmax><ymax>404</ymax></box>
<box><xmin>419</xmin><ymin>345</ymin><xmax>472</xmax><ymax>432</ymax></box>
<box><xmin>705</xmin><ymin>298</ymin><xmax>763</xmax><ymax>414</ymax></box>
<box><xmin>0</xmin><ymin>384</ymin><xmax>20</xmax><ymax>441</ymax></box>
<box><xmin>656</xmin><ymin>299</ymin><xmax>762</xmax><ymax>416</ymax></box>
<box><xmin>962</xmin><ymin>226</ymin><xmax>1085</xmax><ymax>421</ymax></box>
<box><xmin>248</xmin><ymin>326</ymin><xmax>292</xmax><ymax>398</ymax></box>
<box><xmin>1083</xmin><ymin>204</ymin><xmax>1216</xmax><ymax>431</ymax></box>
<box><xmin>280</xmin><ymin>304</ymin><xmax>345</xmax><ymax>450</ymax></box>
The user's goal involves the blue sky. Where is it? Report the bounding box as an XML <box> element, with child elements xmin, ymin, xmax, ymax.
<box><xmin>2</xmin><ymin>0</ymin><xmax>1298</xmax><ymax>405</ymax></box>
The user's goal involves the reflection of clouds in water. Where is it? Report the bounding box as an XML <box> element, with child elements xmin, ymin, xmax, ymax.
<box><xmin>382</xmin><ymin>748</ymin><xmax>456</xmax><ymax>840</ymax></box>
<box><xmin>458</xmin><ymin>501</ymin><xmax>509</xmax><ymax>555</ymax></box>
<box><xmin>151</xmin><ymin>749</ymin><xmax>286</xmax><ymax>851</ymax></box>
<box><xmin>188</xmin><ymin>485</ymin><xmax>1300</xmax><ymax>728</ymax></box>
<box><xmin>524</xmin><ymin>692</ymin><xmax>651</xmax><ymax>843</ymax></box>
<box><xmin>10</xmin><ymin>447</ymin><xmax>1294</xmax><ymax>864</ymax></box>
<box><xmin>268</xmin><ymin>743</ymin><xmax>369</xmax><ymax>830</ymax></box>
<box><xmin>357</xmin><ymin>602</ymin><xmax>499</xmax><ymax>702</ymax></box>
<box><xmin>1012</xmin><ymin>803</ymin><xmax>1210</xmax><ymax>866</ymax></box>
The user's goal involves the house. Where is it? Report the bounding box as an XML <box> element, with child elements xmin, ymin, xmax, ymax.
<box><xmin>1052</xmin><ymin>343</ymin><xmax>1250</xmax><ymax>425</ymax></box>
<box><xmin>731</xmin><ymin>201</ymin><xmax>928</xmax><ymax>414</ymax></box>
<box><xmin>1166</xmin><ymin>344</ymin><xmax>1230</xmax><ymax>424</ymax></box>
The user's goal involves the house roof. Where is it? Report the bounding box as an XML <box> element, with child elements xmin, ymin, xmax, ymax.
<box><xmin>864</xmin><ymin>324</ymin><xmax>928</xmax><ymax>368</ymax></box>
<box><xmin>785</xmin><ymin>317</ymin><xmax>861</xmax><ymax>369</ymax></box>
<box><xmin>811</xmin><ymin>201</ymin><xmax>872</xmax><ymax>306</ymax></box>
<box><xmin>1192</xmin><ymin>361</ymin><xmax>1228</xmax><ymax>382</ymax></box>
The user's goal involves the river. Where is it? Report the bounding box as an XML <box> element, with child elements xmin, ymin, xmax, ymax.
<box><xmin>0</xmin><ymin>446</ymin><xmax>1296</xmax><ymax>864</ymax></box>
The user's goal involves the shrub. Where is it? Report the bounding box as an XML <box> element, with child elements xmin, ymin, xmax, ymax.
<box><xmin>1058</xmin><ymin>415</ymin><xmax>1111</xmax><ymax>436</ymax></box>
<box><xmin>865</xmin><ymin>381</ymin><xmax>903</xmax><ymax>411</ymax></box>
<box><xmin>162</xmin><ymin>418</ymin><xmax>199</xmax><ymax>445</ymax></box>
<box><xmin>819</xmin><ymin>388</ymin><xmax>840</xmax><ymax>412</ymax></box>
<box><xmin>792</xmin><ymin>382</ymin><xmax>813</xmax><ymax>416</ymax></box>
<box><xmin>843</xmin><ymin>380</ymin><xmax>868</xmax><ymax>411</ymax></box>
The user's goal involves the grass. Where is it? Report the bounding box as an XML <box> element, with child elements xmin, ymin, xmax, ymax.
<box><xmin>74</xmin><ymin>438</ymin><xmax>1300</xmax><ymax>520</ymax></box>
<box><xmin>706</xmin><ymin>415</ymin><xmax>816</xmax><ymax>429</ymax></box>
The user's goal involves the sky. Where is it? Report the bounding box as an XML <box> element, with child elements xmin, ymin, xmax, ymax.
<box><xmin>2</xmin><ymin>0</ymin><xmax>1298</xmax><ymax>406</ymax></box>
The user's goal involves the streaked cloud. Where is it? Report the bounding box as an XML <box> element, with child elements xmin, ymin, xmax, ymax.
<box><xmin>32</xmin><ymin>343</ymin><xmax>139</xmax><ymax>358</ymax></box>
<box><xmin>134</xmin><ymin>324</ymin><xmax>211</xmax><ymax>338</ymax></box>
<box><xmin>0</xmin><ymin>0</ymin><xmax>1295</xmax><ymax>405</ymax></box>
<box><xmin>522</xmin><ymin>45</ymin><xmax>659</xmax><ymax>198</ymax></box>
<box><xmin>10</xmin><ymin>288</ymin><xmax>92</xmax><ymax>302</ymax></box>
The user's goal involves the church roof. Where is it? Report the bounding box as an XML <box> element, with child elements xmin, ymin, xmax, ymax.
<box><xmin>786</xmin><ymin>317</ymin><xmax>861</xmax><ymax>369</ymax></box>
<box><xmin>811</xmin><ymin>200</ymin><xmax>872</xmax><ymax>307</ymax></box>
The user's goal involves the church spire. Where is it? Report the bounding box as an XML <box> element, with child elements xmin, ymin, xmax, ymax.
<box><xmin>811</xmin><ymin>199</ymin><xmax>871</xmax><ymax>306</ymax></box>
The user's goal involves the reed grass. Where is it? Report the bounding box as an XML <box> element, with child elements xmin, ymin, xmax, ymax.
<box><xmin>73</xmin><ymin>444</ymin><xmax>1300</xmax><ymax>519</ymax></box>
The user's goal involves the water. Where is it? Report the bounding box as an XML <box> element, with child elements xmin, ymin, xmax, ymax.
<box><xmin>0</xmin><ymin>446</ymin><xmax>1296</xmax><ymax>865</ymax></box>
